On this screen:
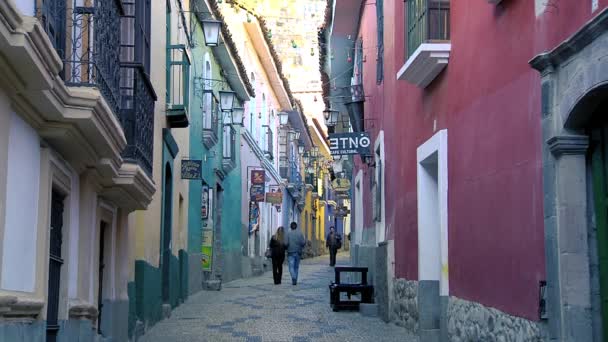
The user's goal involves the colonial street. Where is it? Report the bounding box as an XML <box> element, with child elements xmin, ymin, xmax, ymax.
<box><xmin>140</xmin><ymin>254</ymin><xmax>416</xmax><ymax>342</ymax></box>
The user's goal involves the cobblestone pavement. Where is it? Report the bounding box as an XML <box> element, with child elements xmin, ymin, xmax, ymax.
<box><xmin>140</xmin><ymin>253</ymin><xmax>417</xmax><ymax>342</ymax></box>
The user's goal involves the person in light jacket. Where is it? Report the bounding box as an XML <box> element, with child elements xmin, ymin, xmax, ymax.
<box><xmin>285</xmin><ymin>222</ymin><xmax>305</xmax><ymax>285</ymax></box>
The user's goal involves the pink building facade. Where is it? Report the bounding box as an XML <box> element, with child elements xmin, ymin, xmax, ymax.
<box><xmin>324</xmin><ymin>1</ymin><xmax>608</xmax><ymax>340</ymax></box>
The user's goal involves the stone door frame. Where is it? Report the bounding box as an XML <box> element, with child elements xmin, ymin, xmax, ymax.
<box><xmin>530</xmin><ymin>8</ymin><xmax>608</xmax><ymax>342</ymax></box>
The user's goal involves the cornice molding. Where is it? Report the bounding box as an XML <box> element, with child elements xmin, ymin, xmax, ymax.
<box><xmin>530</xmin><ymin>7</ymin><xmax>608</xmax><ymax>72</ymax></box>
<box><xmin>0</xmin><ymin>295</ymin><xmax>44</xmax><ymax>322</ymax></box>
<box><xmin>547</xmin><ymin>135</ymin><xmax>589</xmax><ymax>157</ymax></box>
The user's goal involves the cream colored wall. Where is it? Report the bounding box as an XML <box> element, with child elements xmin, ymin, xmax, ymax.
<box><xmin>133</xmin><ymin>0</ymin><xmax>190</xmax><ymax>267</ymax></box>
<box><xmin>0</xmin><ymin>91</ymin><xmax>12</xmax><ymax>287</ymax></box>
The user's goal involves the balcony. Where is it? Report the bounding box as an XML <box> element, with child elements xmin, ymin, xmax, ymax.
<box><xmin>344</xmin><ymin>84</ymin><xmax>365</xmax><ymax>132</ymax></box>
<box><xmin>39</xmin><ymin>0</ymin><xmax>123</xmax><ymax>117</ymax></box>
<box><xmin>119</xmin><ymin>64</ymin><xmax>156</xmax><ymax>176</ymax></box>
<box><xmin>222</xmin><ymin>125</ymin><xmax>237</xmax><ymax>173</ymax></box>
<box><xmin>38</xmin><ymin>0</ymin><xmax>156</xmax><ymax>177</ymax></box>
<box><xmin>166</xmin><ymin>44</ymin><xmax>190</xmax><ymax>128</ymax></box>
<box><xmin>202</xmin><ymin>90</ymin><xmax>219</xmax><ymax>148</ymax></box>
<box><xmin>263</xmin><ymin>125</ymin><xmax>274</xmax><ymax>161</ymax></box>
<box><xmin>397</xmin><ymin>0</ymin><xmax>451</xmax><ymax>88</ymax></box>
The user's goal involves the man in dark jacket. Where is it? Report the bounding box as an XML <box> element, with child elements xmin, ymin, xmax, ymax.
<box><xmin>326</xmin><ymin>226</ymin><xmax>342</xmax><ymax>266</ymax></box>
<box><xmin>285</xmin><ymin>222</ymin><xmax>305</xmax><ymax>285</ymax></box>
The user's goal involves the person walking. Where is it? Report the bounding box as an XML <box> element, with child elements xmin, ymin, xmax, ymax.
<box><xmin>285</xmin><ymin>221</ymin><xmax>305</xmax><ymax>285</ymax></box>
<box><xmin>326</xmin><ymin>226</ymin><xmax>342</xmax><ymax>266</ymax></box>
<box><xmin>269</xmin><ymin>226</ymin><xmax>286</xmax><ymax>285</ymax></box>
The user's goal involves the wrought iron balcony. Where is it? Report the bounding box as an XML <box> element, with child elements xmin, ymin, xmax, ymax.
<box><xmin>119</xmin><ymin>64</ymin><xmax>156</xmax><ymax>176</ymax></box>
<box><xmin>202</xmin><ymin>90</ymin><xmax>219</xmax><ymax>149</ymax></box>
<box><xmin>166</xmin><ymin>44</ymin><xmax>190</xmax><ymax>128</ymax></box>
<box><xmin>38</xmin><ymin>0</ymin><xmax>123</xmax><ymax>117</ymax></box>
<box><xmin>222</xmin><ymin>125</ymin><xmax>237</xmax><ymax>173</ymax></box>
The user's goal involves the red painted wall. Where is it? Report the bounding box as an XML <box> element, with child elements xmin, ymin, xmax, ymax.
<box><xmin>352</xmin><ymin>0</ymin><xmax>608</xmax><ymax>320</ymax></box>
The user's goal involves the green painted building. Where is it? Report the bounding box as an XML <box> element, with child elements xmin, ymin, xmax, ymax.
<box><xmin>187</xmin><ymin>0</ymin><xmax>254</xmax><ymax>291</ymax></box>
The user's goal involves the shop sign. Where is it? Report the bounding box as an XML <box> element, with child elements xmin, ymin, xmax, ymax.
<box><xmin>266</xmin><ymin>190</ymin><xmax>283</xmax><ymax>204</ymax></box>
<box><xmin>181</xmin><ymin>159</ymin><xmax>202</xmax><ymax>179</ymax></box>
<box><xmin>329</xmin><ymin>132</ymin><xmax>372</xmax><ymax>156</ymax></box>
<box><xmin>332</xmin><ymin>178</ymin><xmax>351</xmax><ymax>192</ymax></box>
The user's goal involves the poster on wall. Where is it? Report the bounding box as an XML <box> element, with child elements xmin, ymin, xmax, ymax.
<box><xmin>248</xmin><ymin>201</ymin><xmax>260</xmax><ymax>234</ymax></box>
<box><xmin>201</xmin><ymin>229</ymin><xmax>213</xmax><ymax>271</ymax></box>
<box><xmin>201</xmin><ymin>184</ymin><xmax>209</xmax><ymax>219</ymax></box>
<box><xmin>202</xmin><ymin>188</ymin><xmax>214</xmax><ymax>271</ymax></box>
<box><xmin>250</xmin><ymin>170</ymin><xmax>266</xmax><ymax>202</ymax></box>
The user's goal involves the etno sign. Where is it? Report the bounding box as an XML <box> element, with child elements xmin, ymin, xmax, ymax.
<box><xmin>329</xmin><ymin>132</ymin><xmax>372</xmax><ymax>156</ymax></box>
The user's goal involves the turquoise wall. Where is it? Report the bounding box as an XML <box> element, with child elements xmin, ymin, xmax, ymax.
<box><xmin>187</xmin><ymin>19</ymin><xmax>243</xmax><ymax>269</ymax></box>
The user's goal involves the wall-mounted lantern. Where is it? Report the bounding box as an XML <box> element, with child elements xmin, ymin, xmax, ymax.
<box><xmin>202</xmin><ymin>19</ymin><xmax>222</xmax><ymax>47</ymax></box>
<box><xmin>232</xmin><ymin>107</ymin><xmax>245</xmax><ymax>126</ymax></box>
<box><xmin>294</xmin><ymin>130</ymin><xmax>301</xmax><ymax>140</ymax></box>
<box><xmin>219</xmin><ymin>90</ymin><xmax>235</xmax><ymax>111</ymax></box>
<box><xmin>278</xmin><ymin>111</ymin><xmax>289</xmax><ymax>126</ymax></box>
<box><xmin>298</xmin><ymin>145</ymin><xmax>305</xmax><ymax>155</ymax></box>
<box><xmin>323</xmin><ymin>109</ymin><xmax>339</xmax><ymax>127</ymax></box>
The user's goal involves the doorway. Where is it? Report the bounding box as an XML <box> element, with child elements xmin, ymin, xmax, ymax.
<box><xmin>162</xmin><ymin>163</ymin><xmax>173</xmax><ymax>304</ymax></box>
<box><xmin>46</xmin><ymin>190</ymin><xmax>65</xmax><ymax>342</ymax></box>
<box><xmin>589</xmin><ymin>95</ymin><xmax>608</xmax><ymax>342</ymax></box>
<box><xmin>97</xmin><ymin>221</ymin><xmax>109</xmax><ymax>335</ymax></box>
<box><xmin>416</xmin><ymin>129</ymin><xmax>448</xmax><ymax>339</ymax></box>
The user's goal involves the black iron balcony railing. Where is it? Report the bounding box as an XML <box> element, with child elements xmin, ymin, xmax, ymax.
<box><xmin>407</xmin><ymin>0</ymin><xmax>450</xmax><ymax>58</ymax></box>
<box><xmin>38</xmin><ymin>0</ymin><xmax>123</xmax><ymax>117</ymax></box>
<box><xmin>39</xmin><ymin>0</ymin><xmax>156</xmax><ymax>176</ymax></box>
<box><xmin>119</xmin><ymin>63</ymin><xmax>156</xmax><ymax>176</ymax></box>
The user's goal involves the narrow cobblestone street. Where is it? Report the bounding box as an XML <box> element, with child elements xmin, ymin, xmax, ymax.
<box><xmin>140</xmin><ymin>254</ymin><xmax>416</xmax><ymax>342</ymax></box>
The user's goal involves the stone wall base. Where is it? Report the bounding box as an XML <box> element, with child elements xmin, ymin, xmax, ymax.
<box><xmin>188</xmin><ymin>253</ymin><xmax>203</xmax><ymax>295</ymax></box>
<box><xmin>447</xmin><ymin>297</ymin><xmax>542</xmax><ymax>342</ymax></box>
<box><xmin>391</xmin><ymin>279</ymin><xmax>419</xmax><ymax>333</ymax></box>
<box><xmin>0</xmin><ymin>320</ymin><xmax>45</xmax><ymax>342</ymax></box>
<box><xmin>100</xmin><ymin>299</ymin><xmax>129</xmax><ymax>342</ymax></box>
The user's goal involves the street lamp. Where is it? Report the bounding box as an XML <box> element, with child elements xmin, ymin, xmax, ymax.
<box><xmin>323</xmin><ymin>109</ymin><xmax>339</xmax><ymax>127</ymax></box>
<box><xmin>219</xmin><ymin>90</ymin><xmax>235</xmax><ymax>111</ymax></box>
<box><xmin>298</xmin><ymin>145</ymin><xmax>304</xmax><ymax>155</ymax></box>
<box><xmin>201</xmin><ymin>19</ymin><xmax>222</xmax><ymax>47</ymax></box>
<box><xmin>303</xmin><ymin>153</ymin><xmax>310</xmax><ymax>165</ymax></box>
<box><xmin>294</xmin><ymin>130</ymin><xmax>301</xmax><ymax>140</ymax></box>
<box><xmin>278</xmin><ymin>111</ymin><xmax>289</xmax><ymax>126</ymax></box>
<box><xmin>232</xmin><ymin>107</ymin><xmax>244</xmax><ymax>126</ymax></box>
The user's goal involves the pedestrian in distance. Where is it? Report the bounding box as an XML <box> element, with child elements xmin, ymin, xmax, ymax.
<box><xmin>269</xmin><ymin>226</ymin><xmax>286</xmax><ymax>285</ymax></box>
<box><xmin>285</xmin><ymin>221</ymin><xmax>306</xmax><ymax>285</ymax></box>
<box><xmin>326</xmin><ymin>226</ymin><xmax>342</xmax><ymax>267</ymax></box>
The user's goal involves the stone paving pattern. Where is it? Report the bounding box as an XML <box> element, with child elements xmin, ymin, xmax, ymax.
<box><xmin>141</xmin><ymin>254</ymin><xmax>417</xmax><ymax>342</ymax></box>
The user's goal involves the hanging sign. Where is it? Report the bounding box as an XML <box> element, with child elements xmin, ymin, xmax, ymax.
<box><xmin>332</xmin><ymin>178</ymin><xmax>351</xmax><ymax>192</ymax></box>
<box><xmin>266</xmin><ymin>190</ymin><xmax>283</xmax><ymax>204</ymax></box>
<box><xmin>328</xmin><ymin>132</ymin><xmax>372</xmax><ymax>156</ymax></box>
<box><xmin>181</xmin><ymin>160</ymin><xmax>202</xmax><ymax>179</ymax></box>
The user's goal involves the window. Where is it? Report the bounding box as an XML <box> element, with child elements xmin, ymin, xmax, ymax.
<box><xmin>376</xmin><ymin>0</ymin><xmax>384</xmax><ymax>84</ymax></box>
<box><xmin>406</xmin><ymin>0</ymin><xmax>450</xmax><ymax>58</ymax></box>
<box><xmin>138</xmin><ymin>0</ymin><xmax>152</xmax><ymax>73</ymax></box>
<box><xmin>353</xmin><ymin>39</ymin><xmax>363</xmax><ymax>86</ymax></box>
